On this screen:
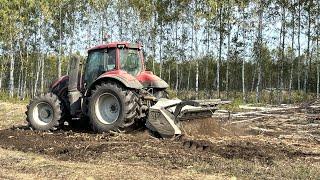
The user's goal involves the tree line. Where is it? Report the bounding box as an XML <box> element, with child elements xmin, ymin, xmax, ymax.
<box><xmin>0</xmin><ymin>0</ymin><xmax>319</xmax><ymax>103</ymax></box>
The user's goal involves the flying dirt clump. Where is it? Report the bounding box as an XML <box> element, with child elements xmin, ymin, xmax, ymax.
<box><xmin>181</xmin><ymin>117</ymin><xmax>247</xmax><ymax>138</ymax></box>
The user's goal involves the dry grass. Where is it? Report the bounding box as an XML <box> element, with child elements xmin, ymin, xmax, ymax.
<box><xmin>0</xmin><ymin>148</ymin><xmax>229</xmax><ymax>180</ymax></box>
<box><xmin>0</xmin><ymin>100</ymin><xmax>319</xmax><ymax>179</ymax></box>
<box><xmin>0</xmin><ymin>101</ymin><xmax>26</xmax><ymax>129</ymax></box>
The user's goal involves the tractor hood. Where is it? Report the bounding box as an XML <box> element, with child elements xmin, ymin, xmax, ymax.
<box><xmin>136</xmin><ymin>71</ymin><xmax>169</xmax><ymax>89</ymax></box>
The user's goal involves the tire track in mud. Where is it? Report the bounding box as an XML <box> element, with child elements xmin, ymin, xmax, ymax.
<box><xmin>0</xmin><ymin>127</ymin><xmax>319</xmax><ymax>166</ymax></box>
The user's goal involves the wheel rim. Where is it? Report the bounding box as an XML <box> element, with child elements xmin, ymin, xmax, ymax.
<box><xmin>32</xmin><ymin>102</ymin><xmax>54</xmax><ymax>126</ymax></box>
<box><xmin>95</xmin><ymin>93</ymin><xmax>120</xmax><ymax>124</ymax></box>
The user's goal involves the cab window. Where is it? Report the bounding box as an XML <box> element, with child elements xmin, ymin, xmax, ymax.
<box><xmin>119</xmin><ymin>48</ymin><xmax>142</xmax><ymax>76</ymax></box>
<box><xmin>84</xmin><ymin>48</ymin><xmax>116</xmax><ymax>85</ymax></box>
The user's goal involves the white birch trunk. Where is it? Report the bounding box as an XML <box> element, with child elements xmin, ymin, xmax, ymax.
<box><xmin>317</xmin><ymin>65</ymin><xmax>319</xmax><ymax>99</ymax></box>
<box><xmin>0</xmin><ymin>73</ymin><xmax>2</xmax><ymax>90</ymax></box>
<box><xmin>251</xmin><ymin>65</ymin><xmax>256</xmax><ymax>92</ymax></box>
<box><xmin>9</xmin><ymin>33</ymin><xmax>15</xmax><ymax>98</ymax></box>
<box><xmin>297</xmin><ymin>0</ymin><xmax>301</xmax><ymax>91</ymax></box>
<box><xmin>151</xmin><ymin>6</ymin><xmax>157</xmax><ymax>73</ymax></box>
<box><xmin>206</xmin><ymin>21</ymin><xmax>210</xmax><ymax>92</ymax></box>
<box><xmin>188</xmin><ymin>11</ymin><xmax>194</xmax><ymax>92</ymax></box>
<box><xmin>226</xmin><ymin>30</ymin><xmax>230</xmax><ymax>98</ymax></box>
<box><xmin>303</xmin><ymin>10</ymin><xmax>311</xmax><ymax>93</ymax></box>
<box><xmin>22</xmin><ymin>73</ymin><xmax>27</xmax><ymax>99</ymax></box>
<box><xmin>226</xmin><ymin>0</ymin><xmax>231</xmax><ymax>98</ymax></box>
<box><xmin>279</xmin><ymin>5</ymin><xmax>286</xmax><ymax>103</ymax></box>
<box><xmin>179</xmin><ymin>70</ymin><xmax>183</xmax><ymax>90</ymax></box>
<box><xmin>256</xmin><ymin>0</ymin><xmax>263</xmax><ymax>103</ymax></box>
<box><xmin>217</xmin><ymin>5</ymin><xmax>223</xmax><ymax>98</ymax></box>
<box><xmin>175</xmin><ymin>63</ymin><xmax>178</xmax><ymax>91</ymax></box>
<box><xmin>18</xmin><ymin>45</ymin><xmax>24</xmax><ymax>97</ymax></box>
<box><xmin>30</xmin><ymin>70</ymin><xmax>34</xmax><ymax>98</ymax></box>
<box><xmin>256</xmin><ymin>64</ymin><xmax>262</xmax><ymax>103</ymax></box>
<box><xmin>241</xmin><ymin>9</ymin><xmax>246</xmax><ymax>102</ymax></box>
<box><xmin>317</xmin><ymin>0</ymin><xmax>320</xmax><ymax>99</ymax></box>
<box><xmin>194</xmin><ymin>2</ymin><xmax>199</xmax><ymax>95</ymax></box>
<box><xmin>58</xmin><ymin>2</ymin><xmax>62</xmax><ymax>78</ymax></box>
<box><xmin>289</xmin><ymin>0</ymin><xmax>295</xmax><ymax>102</ymax></box>
<box><xmin>195</xmin><ymin>25</ymin><xmax>199</xmax><ymax>94</ymax></box>
<box><xmin>168</xmin><ymin>64</ymin><xmax>171</xmax><ymax>88</ymax></box>
<box><xmin>34</xmin><ymin>58</ymin><xmax>41</xmax><ymax>96</ymax></box>
<box><xmin>0</xmin><ymin>63</ymin><xmax>2</xmax><ymax>90</ymax></box>
<box><xmin>17</xmin><ymin>65</ymin><xmax>22</xmax><ymax>98</ymax></box>
<box><xmin>242</xmin><ymin>58</ymin><xmax>245</xmax><ymax>102</ymax></box>
<box><xmin>100</xmin><ymin>11</ymin><xmax>104</xmax><ymax>44</ymax></box>
<box><xmin>196</xmin><ymin>61</ymin><xmax>199</xmax><ymax>93</ymax></box>
<box><xmin>187</xmin><ymin>63</ymin><xmax>191</xmax><ymax>90</ymax></box>
<box><xmin>280</xmin><ymin>6</ymin><xmax>286</xmax><ymax>92</ymax></box>
<box><xmin>22</xmin><ymin>45</ymin><xmax>29</xmax><ymax>100</ymax></box>
<box><xmin>41</xmin><ymin>54</ymin><xmax>44</xmax><ymax>94</ymax></box>
<box><xmin>0</xmin><ymin>56</ymin><xmax>3</xmax><ymax>90</ymax></box>
<box><xmin>159</xmin><ymin>23</ymin><xmax>163</xmax><ymax>79</ymax></box>
<box><xmin>175</xmin><ymin>21</ymin><xmax>179</xmax><ymax>91</ymax></box>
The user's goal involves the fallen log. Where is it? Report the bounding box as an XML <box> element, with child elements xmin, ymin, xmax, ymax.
<box><xmin>229</xmin><ymin>116</ymin><xmax>265</xmax><ymax>124</ymax></box>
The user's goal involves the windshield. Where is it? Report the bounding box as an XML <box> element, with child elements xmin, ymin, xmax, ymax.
<box><xmin>119</xmin><ymin>48</ymin><xmax>142</xmax><ymax>76</ymax></box>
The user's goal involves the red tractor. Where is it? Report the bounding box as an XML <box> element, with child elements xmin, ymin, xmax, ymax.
<box><xmin>26</xmin><ymin>42</ymin><xmax>218</xmax><ymax>138</ymax></box>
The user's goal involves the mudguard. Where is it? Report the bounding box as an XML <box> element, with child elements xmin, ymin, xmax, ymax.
<box><xmin>49</xmin><ymin>75</ymin><xmax>69</xmax><ymax>91</ymax></box>
<box><xmin>87</xmin><ymin>70</ymin><xmax>143</xmax><ymax>95</ymax></box>
<box><xmin>136</xmin><ymin>71</ymin><xmax>169</xmax><ymax>89</ymax></box>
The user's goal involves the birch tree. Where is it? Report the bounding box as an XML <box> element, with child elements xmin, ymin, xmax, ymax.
<box><xmin>317</xmin><ymin>0</ymin><xmax>320</xmax><ymax>98</ymax></box>
<box><xmin>288</xmin><ymin>0</ymin><xmax>296</xmax><ymax>102</ymax></box>
<box><xmin>256</xmin><ymin>0</ymin><xmax>264</xmax><ymax>103</ymax></box>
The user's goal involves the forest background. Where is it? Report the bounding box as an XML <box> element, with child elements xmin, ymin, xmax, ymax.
<box><xmin>0</xmin><ymin>0</ymin><xmax>319</xmax><ymax>104</ymax></box>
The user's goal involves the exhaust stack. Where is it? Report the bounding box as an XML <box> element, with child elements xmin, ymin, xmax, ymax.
<box><xmin>68</xmin><ymin>55</ymin><xmax>82</xmax><ymax>116</ymax></box>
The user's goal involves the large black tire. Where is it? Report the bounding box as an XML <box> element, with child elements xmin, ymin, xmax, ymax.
<box><xmin>26</xmin><ymin>93</ymin><xmax>63</xmax><ymax>131</ymax></box>
<box><xmin>88</xmin><ymin>82</ymin><xmax>139</xmax><ymax>132</ymax></box>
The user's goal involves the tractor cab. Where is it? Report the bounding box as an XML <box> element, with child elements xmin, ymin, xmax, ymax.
<box><xmin>84</xmin><ymin>42</ymin><xmax>144</xmax><ymax>86</ymax></box>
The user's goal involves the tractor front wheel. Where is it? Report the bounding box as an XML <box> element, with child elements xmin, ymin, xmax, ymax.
<box><xmin>88</xmin><ymin>83</ymin><xmax>138</xmax><ymax>132</ymax></box>
<box><xmin>26</xmin><ymin>93</ymin><xmax>63</xmax><ymax>131</ymax></box>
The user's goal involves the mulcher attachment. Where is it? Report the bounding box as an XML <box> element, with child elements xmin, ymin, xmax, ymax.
<box><xmin>146</xmin><ymin>98</ymin><xmax>221</xmax><ymax>138</ymax></box>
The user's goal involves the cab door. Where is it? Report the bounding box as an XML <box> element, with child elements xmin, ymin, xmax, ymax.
<box><xmin>84</xmin><ymin>48</ymin><xmax>116</xmax><ymax>87</ymax></box>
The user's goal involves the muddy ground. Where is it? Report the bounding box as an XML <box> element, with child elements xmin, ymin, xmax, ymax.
<box><xmin>0</xmin><ymin>101</ymin><xmax>319</xmax><ymax>179</ymax></box>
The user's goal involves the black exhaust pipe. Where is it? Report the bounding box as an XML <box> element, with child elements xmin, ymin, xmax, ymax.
<box><xmin>68</xmin><ymin>55</ymin><xmax>82</xmax><ymax>116</ymax></box>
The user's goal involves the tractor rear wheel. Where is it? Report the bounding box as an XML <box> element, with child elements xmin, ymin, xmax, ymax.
<box><xmin>26</xmin><ymin>93</ymin><xmax>63</xmax><ymax>131</ymax></box>
<box><xmin>88</xmin><ymin>83</ymin><xmax>138</xmax><ymax>132</ymax></box>
<box><xmin>50</xmin><ymin>77</ymin><xmax>70</xmax><ymax>120</ymax></box>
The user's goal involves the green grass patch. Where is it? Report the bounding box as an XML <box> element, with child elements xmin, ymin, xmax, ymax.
<box><xmin>0</xmin><ymin>91</ymin><xmax>30</xmax><ymax>104</ymax></box>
